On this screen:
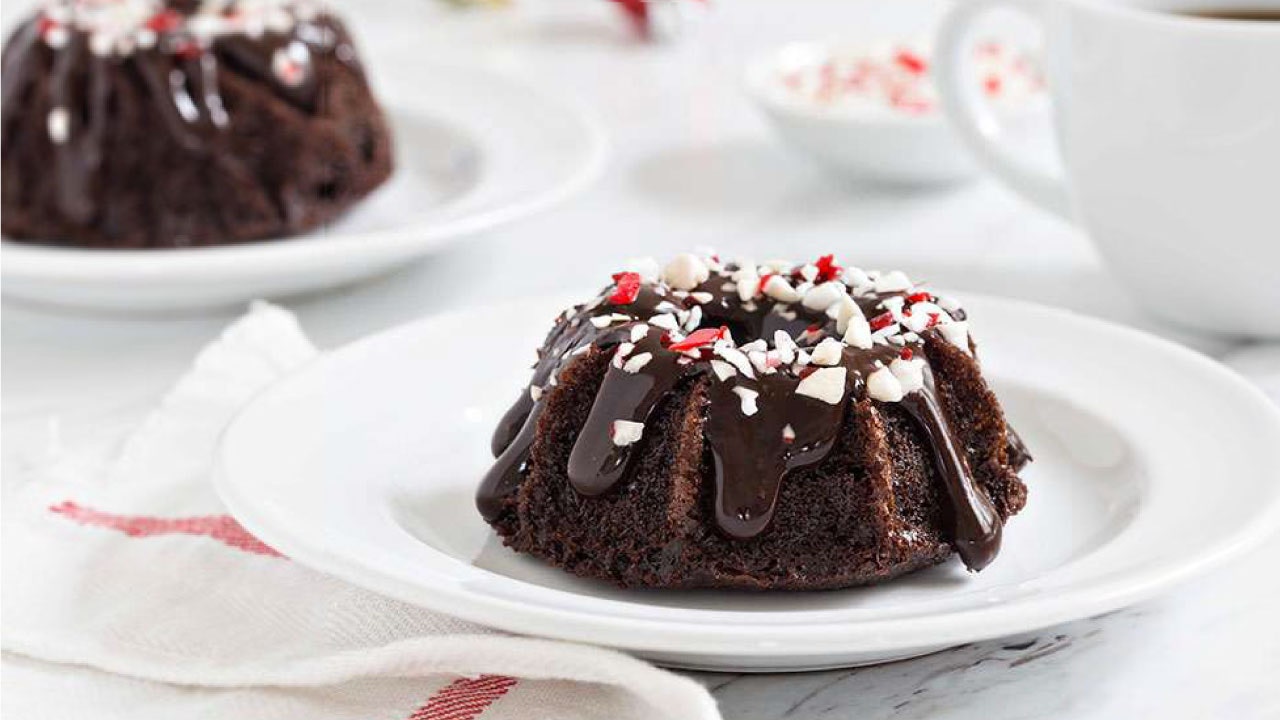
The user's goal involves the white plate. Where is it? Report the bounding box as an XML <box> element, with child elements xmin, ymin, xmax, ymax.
<box><xmin>1</xmin><ymin>65</ymin><xmax>606</xmax><ymax>313</ymax></box>
<box><xmin>215</xmin><ymin>293</ymin><xmax>1280</xmax><ymax>671</ymax></box>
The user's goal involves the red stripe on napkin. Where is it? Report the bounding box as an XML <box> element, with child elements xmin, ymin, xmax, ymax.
<box><xmin>49</xmin><ymin>501</ymin><xmax>283</xmax><ymax>558</ymax></box>
<box><xmin>408</xmin><ymin>675</ymin><xmax>518</xmax><ymax>720</ymax></box>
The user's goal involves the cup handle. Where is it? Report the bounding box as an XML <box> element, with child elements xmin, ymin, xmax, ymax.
<box><xmin>935</xmin><ymin>0</ymin><xmax>1072</xmax><ymax>220</ymax></box>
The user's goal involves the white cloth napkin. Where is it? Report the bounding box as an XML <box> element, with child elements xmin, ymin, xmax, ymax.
<box><xmin>1</xmin><ymin>302</ymin><xmax>720</xmax><ymax>720</ymax></box>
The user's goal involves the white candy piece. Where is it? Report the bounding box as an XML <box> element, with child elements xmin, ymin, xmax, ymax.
<box><xmin>611</xmin><ymin>420</ymin><xmax>645</xmax><ymax>447</ymax></box>
<box><xmin>890</xmin><ymin>356</ymin><xmax>926</xmax><ymax>394</ymax></box>
<box><xmin>630</xmin><ymin>323</ymin><xmax>650</xmax><ymax>343</ymax></box>
<box><xmin>874</xmin><ymin>270</ymin><xmax>913</xmax><ymax>294</ymax></box>
<box><xmin>740</xmin><ymin>339</ymin><xmax>768</xmax><ymax>353</ymax></box>
<box><xmin>772</xmin><ymin>330</ymin><xmax>797</xmax><ymax>363</ymax></box>
<box><xmin>843</xmin><ymin>265</ymin><xmax>872</xmax><ymax>289</ymax></box>
<box><xmin>842</xmin><ymin>316</ymin><xmax>873</xmax><ymax>349</ymax></box>
<box><xmin>937</xmin><ymin>320</ymin><xmax>971</xmax><ymax>353</ymax></box>
<box><xmin>663</xmin><ymin>253</ymin><xmax>710</xmax><ymax>291</ymax></box>
<box><xmin>733</xmin><ymin>261</ymin><xmax>760</xmax><ymax>302</ymax></box>
<box><xmin>732</xmin><ymin>386</ymin><xmax>760</xmax><ymax>416</ymax></box>
<box><xmin>762</xmin><ymin>275</ymin><xmax>802</xmax><ymax>303</ymax></box>
<box><xmin>683</xmin><ymin>305</ymin><xmax>703</xmax><ymax>331</ymax></box>
<box><xmin>625</xmin><ymin>256</ymin><xmax>662</xmax><ymax>283</ymax></box>
<box><xmin>904</xmin><ymin>301</ymin><xmax>945</xmax><ymax>333</ymax></box>
<box><xmin>529</xmin><ymin>385</ymin><xmax>543</xmax><ymax>402</ymax></box>
<box><xmin>714</xmin><ymin>343</ymin><xmax>755</xmax><ymax>379</ymax></box>
<box><xmin>810</xmin><ymin>337</ymin><xmax>845</xmax><ymax>366</ymax></box>
<box><xmin>709</xmin><ymin>359</ymin><xmax>737</xmax><ymax>381</ymax></box>
<box><xmin>880</xmin><ymin>295</ymin><xmax>907</xmax><ymax>322</ymax></box>
<box><xmin>44</xmin><ymin>26</ymin><xmax>69</xmax><ymax>48</ymax></box>
<box><xmin>690</xmin><ymin>292</ymin><xmax>714</xmax><ymax>305</ymax></box>
<box><xmin>88</xmin><ymin>32</ymin><xmax>114</xmax><ymax>57</ymax></box>
<box><xmin>936</xmin><ymin>294</ymin><xmax>964</xmax><ymax>314</ymax></box>
<box><xmin>623</xmin><ymin>352</ymin><xmax>653</xmax><ymax>374</ymax></box>
<box><xmin>649</xmin><ymin>313</ymin><xmax>679</xmax><ymax>332</ymax></box>
<box><xmin>782</xmin><ymin>424</ymin><xmax>796</xmax><ymax>443</ymax></box>
<box><xmin>590</xmin><ymin>313</ymin><xmax>629</xmax><ymax>328</ymax></box>
<box><xmin>828</xmin><ymin>294</ymin><xmax>863</xmax><ymax>334</ymax></box>
<box><xmin>796</xmin><ymin>366</ymin><xmax>846</xmax><ymax>405</ymax></box>
<box><xmin>802</xmin><ymin>281</ymin><xmax>848</xmax><ymax>312</ymax></box>
<box><xmin>799</xmin><ymin>264</ymin><xmax>819</xmax><ymax>283</ymax></box>
<box><xmin>46</xmin><ymin>107</ymin><xmax>70</xmax><ymax>144</ymax></box>
<box><xmin>867</xmin><ymin>366</ymin><xmax>904</xmax><ymax>402</ymax></box>
<box><xmin>612</xmin><ymin>342</ymin><xmax>635</xmax><ymax>368</ymax></box>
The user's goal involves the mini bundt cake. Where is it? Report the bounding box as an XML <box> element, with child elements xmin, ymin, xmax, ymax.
<box><xmin>2</xmin><ymin>0</ymin><xmax>393</xmax><ymax>248</ymax></box>
<box><xmin>477</xmin><ymin>252</ymin><xmax>1030</xmax><ymax>590</ymax></box>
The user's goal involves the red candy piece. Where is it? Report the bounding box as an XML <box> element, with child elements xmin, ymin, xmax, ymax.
<box><xmin>928</xmin><ymin>312</ymin><xmax>942</xmax><ymax>328</ymax></box>
<box><xmin>37</xmin><ymin>16</ymin><xmax>59</xmax><ymax>34</ymax></box>
<box><xmin>667</xmin><ymin>326</ymin><xmax>727</xmax><ymax>352</ymax></box>
<box><xmin>608</xmin><ymin>271</ymin><xmax>642</xmax><ymax>305</ymax></box>
<box><xmin>869</xmin><ymin>312</ymin><xmax>895</xmax><ymax>331</ymax></box>
<box><xmin>610</xmin><ymin>0</ymin><xmax>650</xmax><ymax>37</ymax></box>
<box><xmin>814</xmin><ymin>254</ymin><xmax>843</xmax><ymax>283</ymax></box>
<box><xmin>900</xmin><ymin>348</ymin><xmax>914</xmax><ymax>361</ymax></box>
<box><xmin>758</xmin><ymin>273</ymin><xmax>776</xmax><ymax>294</ymax></box>
<box><xmin>172</xmin><ymin>40</ymin><xmax>202</xmax><ymax>60</ymax></box>
<box><xmin>905</xmin><ymin>291</ymin><xmax>934</xmax><ymax>305</ymax></box>
<box><xmin>894</xmin><ymin>49</ymin><xmax>928</xmax><ymax>75</ymax></box>
<box><xmin>984</xmin><ymin>75</ymin><xmax>1003</xmax><ymax>97</ymax></box>
<box><xmin>145</xmin><ymin>9</ymin><xmax>182</xmax><ymax>32</ymax></box>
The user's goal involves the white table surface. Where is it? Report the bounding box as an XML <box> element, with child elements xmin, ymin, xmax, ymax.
<box><xmin>3</xmin><ymin>1</ymin><xmax>1278</xmax><ymax>718</ymax></box>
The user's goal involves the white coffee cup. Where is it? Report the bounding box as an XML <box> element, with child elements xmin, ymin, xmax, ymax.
<box><xmin>935</xmin><ymin>0</ymin><xmax>1280</xmax><ymax>336</ymax></box>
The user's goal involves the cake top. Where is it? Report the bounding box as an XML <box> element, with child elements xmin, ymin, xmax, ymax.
<box><xmin>30</xmin><ymin>0</ymin><xmax>329</xmax><ymax>57</ymax></box>
<box><xmin>480</xmin><ymin>251</ymin><xmax>1004</xmax><ymax>571</ymax></box>
<box><xmin>558</xmin><ymin>251</ymin><xmax>972</xmax><ymax>408</ymax></box>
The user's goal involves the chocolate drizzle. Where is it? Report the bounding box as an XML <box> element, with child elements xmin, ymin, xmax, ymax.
<box><xmin>476</xmin><ymin>260</ymin><xmax>1013</xmax><ymax>571</ymax></box>
<box><xmin>899</xmin><ymin>367</ymin><xmax>1002</xmax><ymax>570</ymax></box>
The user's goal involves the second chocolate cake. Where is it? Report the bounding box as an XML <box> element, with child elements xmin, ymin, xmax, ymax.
<box><xmin>478</xmin><ymin>252</ymin><xmax>1030</xmax><ymax>590</ymax></box>
<box><xmin>2</xmin><ymin>0</ymin><xmax>393</xmax><ymax>248</ymax></box>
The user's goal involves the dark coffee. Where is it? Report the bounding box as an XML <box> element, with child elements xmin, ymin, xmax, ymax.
<box><xmin>1180</xmin><ymin>7</ymin><xmax>1280</xmax><ymax>20</ymax></box>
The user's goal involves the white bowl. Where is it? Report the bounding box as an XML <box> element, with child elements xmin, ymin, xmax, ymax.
<box><xmin>745</xmin><ymin>41</ymin><xmax>1038</xmax><ymax>186</ymax></box>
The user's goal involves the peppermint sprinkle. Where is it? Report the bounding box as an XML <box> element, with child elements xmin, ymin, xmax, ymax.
<box><xmin>46</xmin><ymin>107</ymin><xmax>69</xmax><ymax>144</ymax></box>
<box><xmin>622</xmin><ymin>352</ymin><xmax>653</xmax><ymax>374</ymax></box>
<box><xmin>611</xmin><ymin>419</ymin><xmax>645</xmax><ymax>447</ymax></box>
<box><xmin>732</xmin><ymin>386</ymin><xmax>760</xmax><ymax>416</ymax></box>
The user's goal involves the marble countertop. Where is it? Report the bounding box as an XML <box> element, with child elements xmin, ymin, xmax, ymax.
<box><xmin>3</xmin><ymin>0</ymin><xmax>1277</xmax><ymax>717</ymax></box>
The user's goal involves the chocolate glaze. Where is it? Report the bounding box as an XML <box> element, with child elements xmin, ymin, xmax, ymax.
<box><xmin>477</xmin><ymin>263</ymin><xmax>1012</xmax><ymax>571</ymax></box>
<box><xmin>1</xmin><ymin>1</ymin><xmax>359</xmax><ymax>199</ymax></box>
<box><xmin>900</xmin><ymin>367</ymin><xmax>1002</xmax><ymax>570</ymax></box>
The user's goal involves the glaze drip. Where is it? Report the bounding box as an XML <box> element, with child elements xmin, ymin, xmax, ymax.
<box><xmin>476</xmin><ymin>254</ymin><xmax>1011</xmax><ymax>570</ymax></box>
<box><xmin>899</xmin><ymin>367</ymin><xmax>1002</xmax><ymax>570</ymax></box>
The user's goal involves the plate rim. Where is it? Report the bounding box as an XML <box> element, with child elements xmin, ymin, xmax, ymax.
<box><xmin>214</xmin><ymin>292</ymin><xmax>1280</xmax><ymax>658</ymax></box>
<box><xmin>0</xmin><ymin>63</ymin><xmax>609</xmax><ymax>283</ymax></box>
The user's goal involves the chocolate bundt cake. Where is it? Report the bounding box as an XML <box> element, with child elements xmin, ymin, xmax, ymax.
<box><xmin>2</xmin><ymin>0</ymin><xmax>393</xmax><ymax>248</ymax></box>
<box><xmin>477</xmin><ymin>252</ymin><xmax>1030</xmax><ymax>590</ymax></box>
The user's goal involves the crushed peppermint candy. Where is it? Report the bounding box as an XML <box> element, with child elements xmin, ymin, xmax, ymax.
<box><xmin>622</xmin><ymin>352</ymin><xmax>653</xmax><ymax>374</ymax></box>
<box><xmin>777</xmin><ymin>40</ymin><xmax>1045</xmax><ymax>117</ymax></box>
<box><xmin>732</xmin><ymin>386</ymin><xmax>760</xmax><ymax>416</ymax></box>
<box><xmin>795</xmin><ymin>366</ymin><xmax>846</xmax><ymax>405</ymax></box>
<box><xmin>608</xmin><ymin>271</ymin><xmax>643</xmax><ymax>305</ymax></box>
<box><xmin>610</xmin><ymin>419</ymin><xmax>645</xmax><ymax>447</ymax></box>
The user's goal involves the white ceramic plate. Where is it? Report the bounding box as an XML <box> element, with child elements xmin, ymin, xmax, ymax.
<box><xmin>215</xmin><ymin>293</ymin><xmax>1280</xmax><ymax>671</ymax></box>
<box><xmin>1</xmin><ymin>65</ymin><xmax>606</xmax><ymax>313</ymax></box>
